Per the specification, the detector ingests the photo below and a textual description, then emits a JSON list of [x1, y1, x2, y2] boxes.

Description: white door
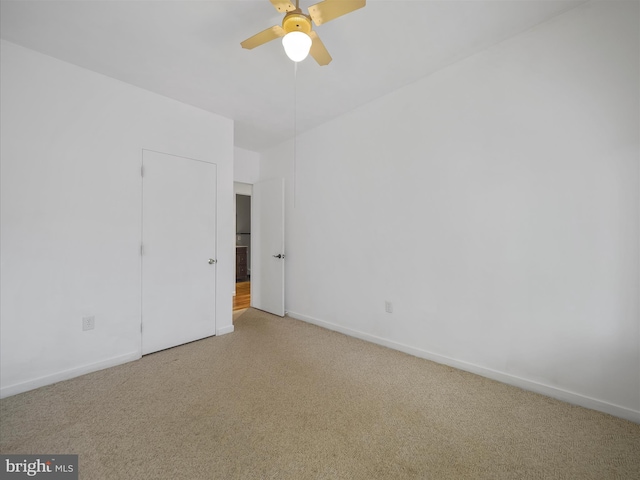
[[251, 178, 285, 316], [141, 150, 217, 354]]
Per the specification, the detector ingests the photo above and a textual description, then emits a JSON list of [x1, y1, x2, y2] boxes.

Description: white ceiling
[[1, 0, 587, 151]]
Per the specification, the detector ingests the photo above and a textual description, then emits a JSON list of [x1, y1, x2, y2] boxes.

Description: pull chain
[[293, 61, 298, 208]]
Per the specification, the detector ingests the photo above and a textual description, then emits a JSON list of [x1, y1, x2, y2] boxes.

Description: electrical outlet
[[385, 301, 393, 313], [82, 316, 95, 331]]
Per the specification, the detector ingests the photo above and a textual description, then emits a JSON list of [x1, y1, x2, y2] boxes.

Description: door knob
[[272, 254, 285, 259], [208, 258, 217, 264]]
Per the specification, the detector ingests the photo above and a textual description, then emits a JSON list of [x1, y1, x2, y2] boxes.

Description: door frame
[[234, 182, 253, 299]]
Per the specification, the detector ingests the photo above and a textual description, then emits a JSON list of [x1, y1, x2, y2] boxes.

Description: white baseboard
[[216, 324, 234, 336], [0, 351, 141, 399], [286, 311, 640, 424]]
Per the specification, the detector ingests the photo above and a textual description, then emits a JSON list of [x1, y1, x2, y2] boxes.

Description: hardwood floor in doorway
[[234, 281, 250, 311]]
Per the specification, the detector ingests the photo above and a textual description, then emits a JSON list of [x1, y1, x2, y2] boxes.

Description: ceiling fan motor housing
[[240, 0, 367, 65], [282, 11, 312, 34]]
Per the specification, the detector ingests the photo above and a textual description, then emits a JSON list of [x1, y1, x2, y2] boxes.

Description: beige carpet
[[1, 308, 639, 479]]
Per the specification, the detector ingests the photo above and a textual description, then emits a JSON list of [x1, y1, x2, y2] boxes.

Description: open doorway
[[234, 178, 286, 316], [234, 183, 252, 311]]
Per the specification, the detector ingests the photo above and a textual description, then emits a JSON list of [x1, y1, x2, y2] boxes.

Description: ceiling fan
[[240, 0, 366, 66]]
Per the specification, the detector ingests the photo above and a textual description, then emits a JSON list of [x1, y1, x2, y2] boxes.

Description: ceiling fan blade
[[241, 25, 286, 50], [308, 31, 332, 66], [308, 0, 366, 26], [270, 0, 297, 13]]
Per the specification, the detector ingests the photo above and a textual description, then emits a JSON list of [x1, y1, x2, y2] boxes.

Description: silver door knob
[[208, 258, 217, 264]]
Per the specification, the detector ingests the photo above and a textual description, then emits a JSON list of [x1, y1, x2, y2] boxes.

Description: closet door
[[142, 150, 217, 354]]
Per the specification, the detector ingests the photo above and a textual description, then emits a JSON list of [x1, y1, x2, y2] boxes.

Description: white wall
[[234, 182, 253, 196], [234, 147, 260, 185], [260, 1, 639, 422], [0, 41, 235, 397]]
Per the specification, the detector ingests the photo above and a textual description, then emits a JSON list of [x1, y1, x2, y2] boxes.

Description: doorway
[[234, 183, 252, 311], [233, 178, 286, 317]]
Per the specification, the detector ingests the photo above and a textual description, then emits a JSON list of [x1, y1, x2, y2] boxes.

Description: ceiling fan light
[[282, 31, 312, 62]]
